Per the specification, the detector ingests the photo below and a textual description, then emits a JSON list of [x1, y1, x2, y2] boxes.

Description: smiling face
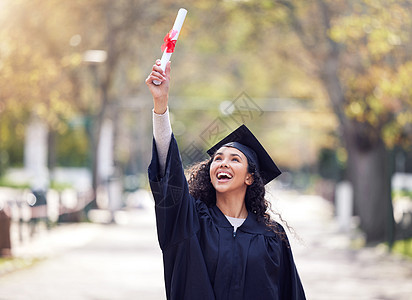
[[209, 146, 254, 195]]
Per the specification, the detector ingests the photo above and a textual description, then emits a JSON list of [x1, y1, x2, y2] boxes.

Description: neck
[[216, 191, 248, 219]]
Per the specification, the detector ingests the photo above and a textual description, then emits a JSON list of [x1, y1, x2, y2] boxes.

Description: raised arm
[[146, 60, 199, 250], [146, 60, 172, 175]]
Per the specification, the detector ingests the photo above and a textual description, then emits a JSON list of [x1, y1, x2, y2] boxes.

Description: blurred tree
[[0, 0, 80, 176], [0, 0, 173, 202], [241, 0, 412, 242], [65, 0, 174, 207]]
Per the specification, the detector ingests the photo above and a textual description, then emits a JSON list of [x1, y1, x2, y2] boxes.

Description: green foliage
[[393, 190, 412, 201], [328, 0, 412, 148], [0, 177, 30, 189], [0, 116, 24, 168], [392, 238, 412, 259], [0, 0, 79, 124], [49, 181, 73, 191], [318, 148, 344, 181], [56, 125, 89, 167]]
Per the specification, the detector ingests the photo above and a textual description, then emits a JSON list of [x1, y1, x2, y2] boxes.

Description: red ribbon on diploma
[[161, 29, 178, 53]]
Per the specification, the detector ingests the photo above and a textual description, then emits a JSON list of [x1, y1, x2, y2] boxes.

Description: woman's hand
[[145, 59, 171, 114]]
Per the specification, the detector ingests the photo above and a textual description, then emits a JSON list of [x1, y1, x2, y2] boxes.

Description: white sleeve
[[153, 107, 172, 176]]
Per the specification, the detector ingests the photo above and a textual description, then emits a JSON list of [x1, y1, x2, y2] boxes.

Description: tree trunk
[[47, 130, 57, 183], [320, 62, 394, 243], [0, 210, 11, 257], [345, 125, 394, 243], [279, 0, 396, 243]]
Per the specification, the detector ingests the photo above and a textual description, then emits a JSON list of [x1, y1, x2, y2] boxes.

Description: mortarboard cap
[[206, 124, 281, 185]]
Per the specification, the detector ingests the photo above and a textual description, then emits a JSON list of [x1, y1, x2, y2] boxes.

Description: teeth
[[217, 172, 233, 179]]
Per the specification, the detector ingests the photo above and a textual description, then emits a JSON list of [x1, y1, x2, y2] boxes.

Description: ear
[[245, 173, 254, 186]]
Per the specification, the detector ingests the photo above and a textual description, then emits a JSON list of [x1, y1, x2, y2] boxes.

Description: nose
[[220, 160, 229, 168]]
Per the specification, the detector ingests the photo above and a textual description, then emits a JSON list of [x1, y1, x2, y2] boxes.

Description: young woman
[[146, 60, 306, 300]]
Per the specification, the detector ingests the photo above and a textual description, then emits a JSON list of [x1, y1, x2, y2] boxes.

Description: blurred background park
[[0, 0, 412, 298]]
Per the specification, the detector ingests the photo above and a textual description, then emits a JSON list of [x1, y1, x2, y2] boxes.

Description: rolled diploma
[[153, 8, 187, 85]]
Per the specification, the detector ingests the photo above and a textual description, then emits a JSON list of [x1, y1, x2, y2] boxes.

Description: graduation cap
[[206, 124, 281, 185]]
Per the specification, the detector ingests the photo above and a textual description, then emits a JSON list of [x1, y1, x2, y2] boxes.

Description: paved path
[[273, 190, 412, 300], [0, 208, 165, 300], [0, 190, 412, 299]]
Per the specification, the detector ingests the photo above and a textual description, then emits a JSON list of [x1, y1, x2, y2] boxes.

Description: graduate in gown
[[145, 60, 306, 300]]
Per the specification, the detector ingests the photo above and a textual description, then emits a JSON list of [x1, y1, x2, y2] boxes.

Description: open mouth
[[217, 171, 233, 181]]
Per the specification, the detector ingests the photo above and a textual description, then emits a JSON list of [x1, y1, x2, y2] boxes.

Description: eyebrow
[[214, 152, 243, 160]]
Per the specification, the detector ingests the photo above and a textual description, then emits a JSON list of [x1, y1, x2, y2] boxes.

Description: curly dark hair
[[187, 155, 289, 244]]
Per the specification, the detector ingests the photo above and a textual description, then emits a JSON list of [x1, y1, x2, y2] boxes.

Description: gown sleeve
[[278, 226, 306, 299], [148, 134, 200, 251]]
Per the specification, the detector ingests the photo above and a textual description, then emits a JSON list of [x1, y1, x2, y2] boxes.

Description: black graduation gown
[[148, 134, 306, 300]]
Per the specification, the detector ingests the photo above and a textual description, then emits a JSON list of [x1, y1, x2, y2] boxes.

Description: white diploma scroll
[[153, 8, 187, 85]]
